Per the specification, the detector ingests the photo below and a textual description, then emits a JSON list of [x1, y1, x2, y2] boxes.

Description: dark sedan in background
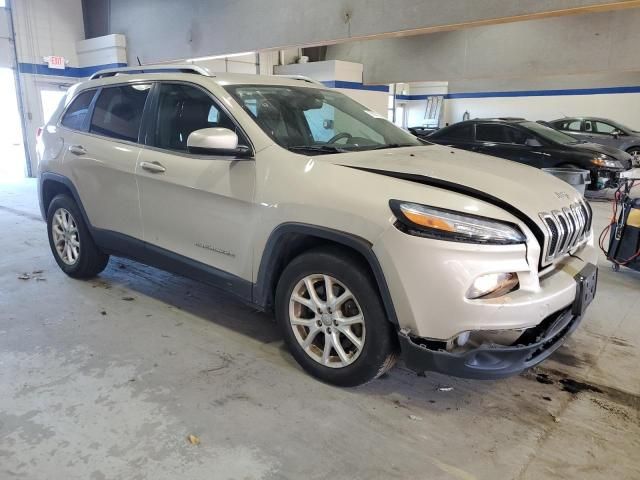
[[549, 117, 640, 166], [427, 118, 633, 190]]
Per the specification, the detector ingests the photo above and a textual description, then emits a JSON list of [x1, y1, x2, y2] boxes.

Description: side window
[[476, 124, 508, 143], [60, 90, 96, 130], [504, 127, 528, 145], [565, 120, 582, 131], [90, 84, 151, 142], [153, 83, 242, 152], [594, 121, 616, 134], [440, 124, 473, 140]]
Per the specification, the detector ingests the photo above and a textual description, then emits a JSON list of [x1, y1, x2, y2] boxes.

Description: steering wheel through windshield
[[327, 132, 353, 144]]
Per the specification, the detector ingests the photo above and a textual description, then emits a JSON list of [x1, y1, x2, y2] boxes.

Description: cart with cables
[[599, 178, 640, 272]]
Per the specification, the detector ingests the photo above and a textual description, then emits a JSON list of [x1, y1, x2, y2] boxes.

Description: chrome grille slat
[[539, 201, 592, 264]]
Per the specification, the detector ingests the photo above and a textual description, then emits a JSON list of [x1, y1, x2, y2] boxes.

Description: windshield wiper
[[287, 145, 349, 154], [358, 143, 419, 151]]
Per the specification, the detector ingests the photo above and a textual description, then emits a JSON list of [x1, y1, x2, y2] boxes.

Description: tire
[[275, 246, 397, 387], [626, 148, 640, 168], [47, 194, 109, 278]]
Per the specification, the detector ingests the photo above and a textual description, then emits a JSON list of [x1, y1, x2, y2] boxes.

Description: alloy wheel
[[288, 274, 366, 368], [51, 208, 80, 265]]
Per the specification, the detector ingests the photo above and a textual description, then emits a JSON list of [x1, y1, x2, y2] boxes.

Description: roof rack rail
[[90, 64, 212, 80], [275, 74, 325, 87]]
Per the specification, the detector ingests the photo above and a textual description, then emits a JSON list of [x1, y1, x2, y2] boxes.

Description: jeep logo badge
[[554, 191, 570, 200]]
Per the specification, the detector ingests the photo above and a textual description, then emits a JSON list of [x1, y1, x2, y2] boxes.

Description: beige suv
[[37, 66, 598, 386]]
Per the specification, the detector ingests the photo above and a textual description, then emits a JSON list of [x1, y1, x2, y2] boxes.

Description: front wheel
[[626, 148, 640, 168], [275, 247, 397, 387]]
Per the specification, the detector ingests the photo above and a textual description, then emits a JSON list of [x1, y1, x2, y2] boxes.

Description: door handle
[[140, 161, 166, 173], [68, 144, 86, 155]]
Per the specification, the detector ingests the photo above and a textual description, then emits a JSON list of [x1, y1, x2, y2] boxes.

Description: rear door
[[61, 83, 151, 240], [136, 82, 256, 282], [554, 119, 588, 141], [429, 123, 476, 151]]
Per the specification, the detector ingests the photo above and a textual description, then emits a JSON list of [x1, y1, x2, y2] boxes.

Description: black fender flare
[[39, 172, 93, 228], [253, 222, 399, 325]]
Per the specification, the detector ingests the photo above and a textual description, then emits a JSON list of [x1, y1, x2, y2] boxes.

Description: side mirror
[[186, 128, 251, 157], [612, 130, 622, 139], [525, 138, 542, 147]]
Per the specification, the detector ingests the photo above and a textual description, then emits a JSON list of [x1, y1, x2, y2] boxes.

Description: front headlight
[[390, 200, 526, 244], [591, 155, 623, 169]]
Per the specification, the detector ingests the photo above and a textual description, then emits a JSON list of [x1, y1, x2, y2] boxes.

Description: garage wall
[[96, 0, 640, 64], [326, 9, 640, 85], [10, 0, 128, 176], [444, 73, 640, 128], [328, 8, 640, 130]]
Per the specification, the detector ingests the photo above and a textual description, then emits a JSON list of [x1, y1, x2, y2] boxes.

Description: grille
[[539, 201, 591, 264]]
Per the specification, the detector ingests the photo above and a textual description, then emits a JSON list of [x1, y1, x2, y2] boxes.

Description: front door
[[136, 82, 256, 283], [474, 123, 546, 167], [585, 120, 621, 148]]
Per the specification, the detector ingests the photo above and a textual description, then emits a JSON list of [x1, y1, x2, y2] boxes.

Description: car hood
[[571, 142, 633, 163], [328, 144, 585, 222]]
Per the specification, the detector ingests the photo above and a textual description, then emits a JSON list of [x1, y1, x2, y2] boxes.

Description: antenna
[[136, 56, 142, 67]]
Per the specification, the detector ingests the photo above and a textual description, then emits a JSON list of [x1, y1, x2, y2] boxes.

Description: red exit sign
[[46, 56, 66, 70]]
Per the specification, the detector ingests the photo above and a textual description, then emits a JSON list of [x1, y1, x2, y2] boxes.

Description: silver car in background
[[550, 117, 640, 167]]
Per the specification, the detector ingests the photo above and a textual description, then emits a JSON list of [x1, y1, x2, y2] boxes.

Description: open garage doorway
[[0, 67, 26, 179]]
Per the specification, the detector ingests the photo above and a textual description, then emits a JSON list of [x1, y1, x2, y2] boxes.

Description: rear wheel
[[275, 247, 397, 386], [47, 194, 109, 278]]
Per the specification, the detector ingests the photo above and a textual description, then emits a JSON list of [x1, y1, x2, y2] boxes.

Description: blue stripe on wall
[[395, 85, 640, 101], [321, 80, 389, 92], [446, 85, 640, 99], [18, 62, 128, 78]]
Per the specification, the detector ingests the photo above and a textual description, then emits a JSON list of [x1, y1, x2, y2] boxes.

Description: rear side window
[[476, 124, 508, 143], [89, 84, 151, 142], [60, 90, 96, 130], [438, 123, 473, 140]]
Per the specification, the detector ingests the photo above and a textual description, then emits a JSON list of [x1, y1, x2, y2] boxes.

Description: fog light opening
[[466, 272, 519, 299]]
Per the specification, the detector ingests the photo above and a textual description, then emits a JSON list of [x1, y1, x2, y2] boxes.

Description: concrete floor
[[1, 178, 639, 480]]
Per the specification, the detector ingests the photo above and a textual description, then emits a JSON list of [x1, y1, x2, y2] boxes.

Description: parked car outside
[[549, 117, 640, 167], [38, 67, 598, 386], [427, 118, 633, 190]]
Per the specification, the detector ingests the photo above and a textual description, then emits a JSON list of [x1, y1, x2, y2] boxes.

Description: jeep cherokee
[[37, 66, 598, 386]]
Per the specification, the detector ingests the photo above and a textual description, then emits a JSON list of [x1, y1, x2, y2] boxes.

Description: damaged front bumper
[[398, 264, 597, 380]]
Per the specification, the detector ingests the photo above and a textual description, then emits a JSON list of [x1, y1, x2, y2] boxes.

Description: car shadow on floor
[[94, 256, 542, 405], [94, 257, 281, 345]]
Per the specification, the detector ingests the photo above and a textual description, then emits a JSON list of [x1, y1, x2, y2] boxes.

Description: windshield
[[224, 84, 422, 154], [521, 121, 581, 145]]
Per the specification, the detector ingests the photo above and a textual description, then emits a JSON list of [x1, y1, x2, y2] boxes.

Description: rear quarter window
[[436, 123, 474, 141], [60, 90, 96, 131]]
